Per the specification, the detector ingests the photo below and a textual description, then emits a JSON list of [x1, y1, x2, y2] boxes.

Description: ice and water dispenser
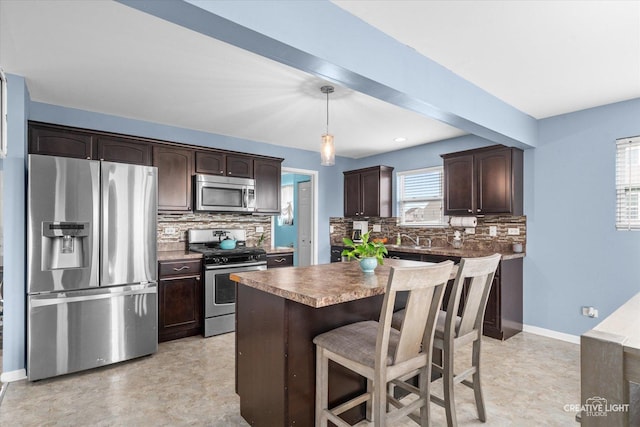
[[41, 221, 90, 270]]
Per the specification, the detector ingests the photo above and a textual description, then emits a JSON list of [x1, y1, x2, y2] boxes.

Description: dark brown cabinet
[[422, 253, 522, 340], [95, 136, 151, 165], [29, 122, 152, 165], [442, 145, 523, 216], [195, 151, 254, 178], [343, 165, 394, 217], [29, 122, 95, 159], [195, 151, 225, 175], [158, 259, 203, 342], [226, 154, 253, 178], [254, 158, 282, 213], [153, 145, 194, 212], [267, 253, 293, 268]]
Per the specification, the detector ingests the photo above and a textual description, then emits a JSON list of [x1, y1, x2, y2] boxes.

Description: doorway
[[273, 168, 317, 266]]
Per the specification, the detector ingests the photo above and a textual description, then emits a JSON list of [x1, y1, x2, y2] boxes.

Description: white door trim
[[274, 167, 319, 265]]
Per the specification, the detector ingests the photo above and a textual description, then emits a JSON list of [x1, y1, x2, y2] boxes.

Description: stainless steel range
[[188, 229, 267, 337]]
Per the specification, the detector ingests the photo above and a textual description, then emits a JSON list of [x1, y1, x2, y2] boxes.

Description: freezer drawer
[[27, 283, 157, 381]]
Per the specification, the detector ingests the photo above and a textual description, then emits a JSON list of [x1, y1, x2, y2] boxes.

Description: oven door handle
[[205, 261, 267, 271]]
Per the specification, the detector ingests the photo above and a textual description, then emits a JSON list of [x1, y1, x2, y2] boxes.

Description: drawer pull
[[274, 258, 287, 263], [173, 266, 191, 271]]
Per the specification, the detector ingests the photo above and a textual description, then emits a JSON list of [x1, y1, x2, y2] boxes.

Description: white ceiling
[[1, 1, 639, 159]]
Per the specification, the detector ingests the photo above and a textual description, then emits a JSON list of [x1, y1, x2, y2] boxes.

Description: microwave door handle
[[243, 188, 249, 209]]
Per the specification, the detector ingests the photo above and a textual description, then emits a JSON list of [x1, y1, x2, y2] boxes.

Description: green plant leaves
[[341, 230, 387, 264]]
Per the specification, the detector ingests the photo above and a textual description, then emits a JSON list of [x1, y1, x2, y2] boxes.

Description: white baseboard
[[523, 324, 580, 345], [1, 369, 27, 383]]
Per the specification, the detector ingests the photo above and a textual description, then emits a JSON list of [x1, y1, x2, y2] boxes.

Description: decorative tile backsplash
[[330, 215, 527, 253], [157, 213, 271, 251]]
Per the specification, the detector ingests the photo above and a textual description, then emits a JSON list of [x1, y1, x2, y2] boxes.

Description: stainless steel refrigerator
[[27, 154, 158, 381]]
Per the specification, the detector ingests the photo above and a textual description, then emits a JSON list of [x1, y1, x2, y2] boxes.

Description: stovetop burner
[[188, 228, 267, 267]]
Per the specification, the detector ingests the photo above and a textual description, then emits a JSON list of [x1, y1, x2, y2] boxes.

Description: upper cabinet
[[442, 145, 523, 216], [343, 165, 394, 217], [195, 151, 254, 178], [95, 136, 151, 165], [153, 145, 194, 213], [254, 158, 282, 214], [226, 154, 253, 178], [29, 122, 95, 159], [29, 122, 151, 165]]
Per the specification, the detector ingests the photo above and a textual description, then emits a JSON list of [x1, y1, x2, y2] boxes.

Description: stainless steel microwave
[[194, 174, 256, 212]]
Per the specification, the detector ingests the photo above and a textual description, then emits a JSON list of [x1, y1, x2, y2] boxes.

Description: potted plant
[[342, 230, 388, 273]]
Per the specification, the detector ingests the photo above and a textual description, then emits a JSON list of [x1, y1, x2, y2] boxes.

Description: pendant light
[[320, 85, 335, 166]]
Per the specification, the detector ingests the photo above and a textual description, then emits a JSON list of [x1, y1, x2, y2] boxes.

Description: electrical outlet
[[256, 226, 264, 233], [582, 306, 599, 318], [489, 226, 497, 237], [508, 227, 520, 235], [164, 227, 176, 234], [329, 225, 335, 233], [465, 228, 475, 234], [372, 224, 381, 232]]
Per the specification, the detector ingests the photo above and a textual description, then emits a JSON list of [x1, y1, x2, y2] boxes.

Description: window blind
[[397, 167, 445, 225], [616, 136, 640, 230]]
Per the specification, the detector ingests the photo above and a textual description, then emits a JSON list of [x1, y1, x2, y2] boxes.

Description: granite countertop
[[157, 250, 203, 262], [266, 246, 295, 255], [383, 244, 525, 260], [231, 258, 457, 309], [333, 241, 525, 261]]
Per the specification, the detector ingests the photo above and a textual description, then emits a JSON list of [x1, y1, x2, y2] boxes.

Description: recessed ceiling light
[[394, 137, 407, 143]]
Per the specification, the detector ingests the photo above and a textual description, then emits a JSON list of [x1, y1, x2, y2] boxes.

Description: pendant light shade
[[321, 133, 334, 166], [320, 85, 335, 166]]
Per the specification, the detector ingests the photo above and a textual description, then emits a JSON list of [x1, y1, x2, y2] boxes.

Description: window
[[616, 137, 640, 230], [397, 166, 445, 225]]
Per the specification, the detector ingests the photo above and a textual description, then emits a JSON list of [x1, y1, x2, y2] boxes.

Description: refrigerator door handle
[[30, 287, 156, 308]]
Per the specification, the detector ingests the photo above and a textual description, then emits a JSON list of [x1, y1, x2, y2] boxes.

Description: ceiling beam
[[117, 0, 537, 149]]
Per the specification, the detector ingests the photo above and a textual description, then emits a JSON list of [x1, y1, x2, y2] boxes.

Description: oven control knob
[[212, 257, 220, 264], [222, 257, 229, 263]]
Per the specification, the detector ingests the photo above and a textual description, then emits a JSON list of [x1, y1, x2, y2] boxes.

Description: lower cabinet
[[158, 259, 203, 342], [422, 254, 523, 340], [267, 253, 294, 268]]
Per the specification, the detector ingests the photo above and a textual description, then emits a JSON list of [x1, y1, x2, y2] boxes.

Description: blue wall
[[524, 98, 640, 335], [1, 74, 28, 378]]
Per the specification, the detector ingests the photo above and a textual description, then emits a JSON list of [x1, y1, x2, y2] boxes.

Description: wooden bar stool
[[313, 261, 454, 426], [392, 253, 501, 427]]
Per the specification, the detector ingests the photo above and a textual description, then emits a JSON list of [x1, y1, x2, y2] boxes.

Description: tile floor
[[0, 332, 580, 426]]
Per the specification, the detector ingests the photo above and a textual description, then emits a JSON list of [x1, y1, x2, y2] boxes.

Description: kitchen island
[[231, 259, 455, 427]]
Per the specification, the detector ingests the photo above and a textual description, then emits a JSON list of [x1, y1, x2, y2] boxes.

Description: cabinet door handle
[[467, 209, 473, 213], [477, 209, 481, 212], [220, 170, 224, 174], [173, 266, 191, 271]]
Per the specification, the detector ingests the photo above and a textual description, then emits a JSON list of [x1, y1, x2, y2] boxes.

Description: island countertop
[[231, 258, 456, 309]]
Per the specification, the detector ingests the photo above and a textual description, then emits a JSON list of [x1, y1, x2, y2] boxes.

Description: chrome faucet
[[400, 234, 420, 246]]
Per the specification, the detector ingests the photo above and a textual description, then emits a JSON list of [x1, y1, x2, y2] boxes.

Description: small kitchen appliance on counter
[[188, 229, 267, 337], [352, 220, 368, 243]]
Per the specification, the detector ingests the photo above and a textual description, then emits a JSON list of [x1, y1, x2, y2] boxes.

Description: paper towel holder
[[448, 216, 478, 228]]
